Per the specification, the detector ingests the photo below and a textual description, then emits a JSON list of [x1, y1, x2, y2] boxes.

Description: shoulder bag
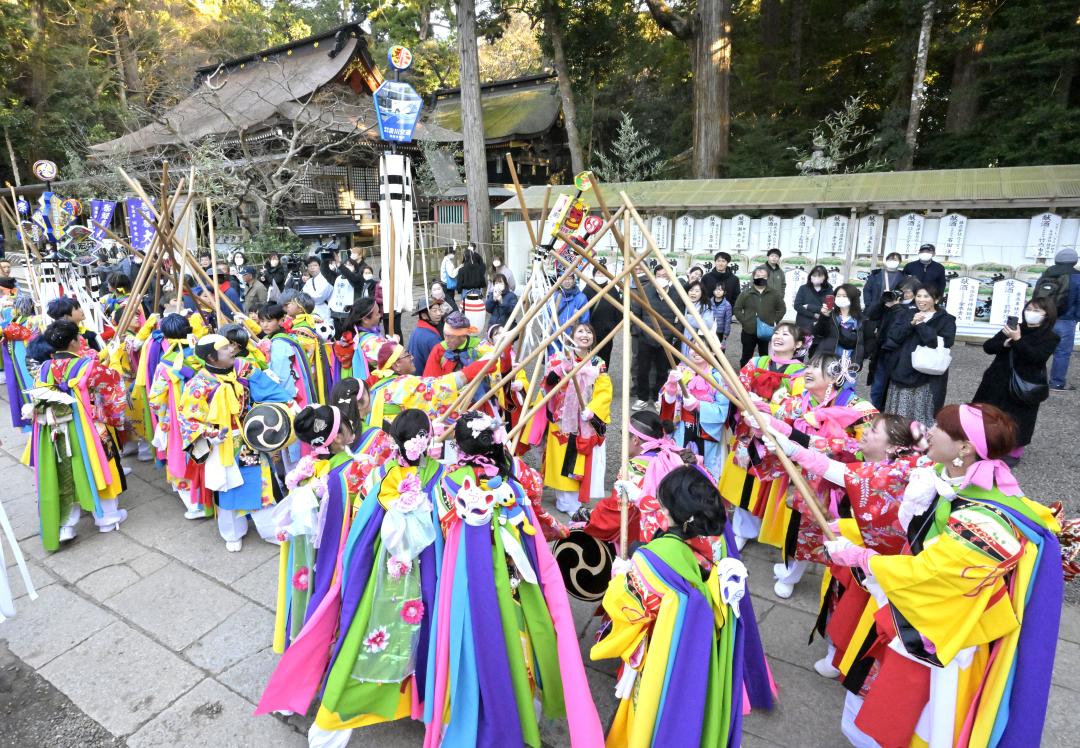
[[911, 336, 952, 375], [1007, 348, 1050, 404]]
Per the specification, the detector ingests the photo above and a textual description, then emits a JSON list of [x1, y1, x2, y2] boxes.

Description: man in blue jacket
[[903, 243, 947, 296]]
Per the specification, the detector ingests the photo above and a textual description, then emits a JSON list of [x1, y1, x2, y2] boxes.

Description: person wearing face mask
[[732, 266, 787, 366], [484, 274, 518, 327], [812, 283, 865, 366], [972, 298, 1059, 460], [490, 256, 516, 292], [902, 243, 946, 297], [583, 259, 621, 365], [883, 284, 956, 426], [263, 253, 287, 296], [427, 281, 458, 314], [866, 277, 921, 409], [863, 252, 905, 309], [794, 264, 833, 333]]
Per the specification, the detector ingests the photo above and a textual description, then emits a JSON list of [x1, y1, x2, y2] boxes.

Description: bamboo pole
[[621, 196, 836, 540], [505, 154, 537, 249], [207, 197, 223, 324], [433, 208, 626, 421], [388, 209, 396, 338], [506, 334, 548, 454], [506, 322, 622, 443], [0, 192, 42, 305], [618, 210, 632, 560]]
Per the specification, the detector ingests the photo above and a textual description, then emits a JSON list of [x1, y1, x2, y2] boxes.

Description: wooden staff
[[434, 207, 626, 421], [506, 333, 548, 454], [506, 322, 622, 443], [552, 242, 738, 403], [207, 197, 223, 324], [452, 222, 648, 417], [0, 192, 42, 305], [505, 154, 537, 249], [388, 208, 397, 338], [622, 196, 836, 540], [618, 210, 632, 559]]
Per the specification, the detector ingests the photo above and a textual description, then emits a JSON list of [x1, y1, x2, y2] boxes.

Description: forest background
[[0, 0, 1077, 193]]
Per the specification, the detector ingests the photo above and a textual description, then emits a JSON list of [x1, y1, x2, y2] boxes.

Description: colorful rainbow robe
[[24, 353, 127, 550], [423, 463, 604, 748], [591, 533, 744, 748], [1, 312, 38, 429], [853, 473, 1062, 748]]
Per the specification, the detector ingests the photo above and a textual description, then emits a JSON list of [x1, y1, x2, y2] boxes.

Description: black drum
[[552, 530, 615, 602], [242, 402, 295, 453]]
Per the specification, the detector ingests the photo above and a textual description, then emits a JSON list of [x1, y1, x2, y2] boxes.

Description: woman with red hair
[[823, 403, 1063, 748]]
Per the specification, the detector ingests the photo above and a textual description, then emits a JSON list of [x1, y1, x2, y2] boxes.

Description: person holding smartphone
[[794, 265, 832, 334], [972, 297, 1060, 463]]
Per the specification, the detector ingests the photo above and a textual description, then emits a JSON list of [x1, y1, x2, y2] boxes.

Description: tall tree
[[541, 1, 586, 175], [899, 0, 935, 169], [456, 0, 491, 248], [643, 0, 732, 177]]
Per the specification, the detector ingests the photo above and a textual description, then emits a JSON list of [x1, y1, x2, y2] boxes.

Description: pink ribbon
[[958, 404, 1023, 496], [628, 422, 685, 500]]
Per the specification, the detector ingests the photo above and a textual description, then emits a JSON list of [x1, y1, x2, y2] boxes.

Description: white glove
[[823, 537, 856, 557], [682, 394, 699, 411], [740, 410, 762, 432], [614, 665, 638, 700], [614, 479, 643, 506], [898, 466, 938, 530], [581, 408, 593, 422], [611, 556, 633, 578], [666, 369, 681, 383], [511, 380, 524, 392]]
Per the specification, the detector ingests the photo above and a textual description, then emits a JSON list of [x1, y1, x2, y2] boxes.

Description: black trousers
[[740, 331, 770, 366], [634, 340, 670, 401]]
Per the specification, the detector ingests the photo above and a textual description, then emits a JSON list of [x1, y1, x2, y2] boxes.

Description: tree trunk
[[789, 0, 804, 86], [945, 25, 985, 134], [115, 9, 144, 106], [544, 1, 585, 175], [111, 26, 128, 108], [28, 0, 47, 115], [3, 127, 20, 187], [418, 0, 432, 41], [758, 0, 781, 80], [690, 0, 732, 178], [900, 1, 935, 170], [456, 0, 492, 248]]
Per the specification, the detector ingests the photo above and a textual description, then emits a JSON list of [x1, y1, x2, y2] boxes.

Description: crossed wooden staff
[[443, 157, 836, 558]]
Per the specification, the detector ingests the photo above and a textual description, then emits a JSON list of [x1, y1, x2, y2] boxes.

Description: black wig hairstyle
[[656, 465, 727, 539], [26, 334, 57, 363], [107, 271, 131, 294], [42, 320, 80, 352], [46, 297, 81, 320], [454, 411, 511, 476], [159, 313, 193, 340], [219, 323, 250, 349], [344, 297, 378, 331], [257, 302, 286, 322], [329, 377, 368, 436], [389, 408, 432, 466]]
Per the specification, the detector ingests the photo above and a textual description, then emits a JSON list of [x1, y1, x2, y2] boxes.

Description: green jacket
[[765, 263, 786, 294], [733, 285, 786, 330]]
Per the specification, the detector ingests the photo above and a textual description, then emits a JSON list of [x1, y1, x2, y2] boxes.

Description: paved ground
[[2, 332, 1079, 747]]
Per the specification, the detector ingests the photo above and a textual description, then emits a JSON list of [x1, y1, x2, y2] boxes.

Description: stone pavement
[[2, 402, 1080, 746]]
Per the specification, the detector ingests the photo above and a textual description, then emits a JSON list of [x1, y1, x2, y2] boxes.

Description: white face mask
[[919, 253, 933, 263], [493, 283, 504, 293], [363, 272, 373, 281], [1024, 311, 1045, 326], [657, 278, 670, 289], [885, 260, 899, 270], [811, 277, 824, 287], [835, 296, 851, 309]]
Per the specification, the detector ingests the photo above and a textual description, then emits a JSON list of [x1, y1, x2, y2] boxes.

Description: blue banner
[[89, 200, 117, 243], [124, 197, 157, 254], [373, 81, 423, 143]]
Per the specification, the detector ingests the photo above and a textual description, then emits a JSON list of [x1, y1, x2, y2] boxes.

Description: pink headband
[[312, 406, 342, 455], [629, 421, 686, 500], [957, 404, 1022, 496]]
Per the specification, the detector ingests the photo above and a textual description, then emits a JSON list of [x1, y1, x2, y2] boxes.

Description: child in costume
[[533, 323, 612, 515], [259, 409, 445, 746], [45, 297, 102, 354], [719, 322, 806, 550], [177, 334, 279, 551], [1, 294, 41, 429], [24, 320, 128, 550], [591, 466, 749, 748], [334, 297, 391, 380], [658, 346, 730, 478], [425, 411, 603, 748], [282, 291, 335, 403], [822, 403, 1062, 748], [270, 405, 356, 653], [146, 313, 207, 518]]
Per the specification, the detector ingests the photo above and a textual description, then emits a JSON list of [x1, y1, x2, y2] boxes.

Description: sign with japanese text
[[896, 212, 925, 255], [760, 215, 781, 251], [791, 214, 815, 255], [945, 276, 978, 323], [937, 213, 968, 257], [373, 81, 423, 143], [89, 200, 117, 243], [1025, 212, 1061, 259], [674, 215, 694, 251], [989, 278, 1028, 326], [856, 213, 882, 256], [649, 215, 671, 250], [728, 214, 750, 251], [700, 215, 722, 250], [124, 196, 157, 254], [825, 215, 848, 255]]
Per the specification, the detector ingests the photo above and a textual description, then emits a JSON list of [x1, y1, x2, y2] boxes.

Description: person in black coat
[[793, 265, 832, 332], [972, 298, 1060, 452], [882, 284, 957, 425], [902, 243, 947, 296], [701, 251, 741, 308], [263, 253, 288, 292], [811, 283, 865, 367], [865, 277, 920, 408], [456, 247, 487, 297], [583, 267, 622, 366]]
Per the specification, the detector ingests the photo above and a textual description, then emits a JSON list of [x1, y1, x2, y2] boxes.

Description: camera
[[882, 290, 899, 302]]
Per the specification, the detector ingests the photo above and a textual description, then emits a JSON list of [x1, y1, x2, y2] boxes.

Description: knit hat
[[1055, 247, 1078, 265], [444, 311, 476, 335]]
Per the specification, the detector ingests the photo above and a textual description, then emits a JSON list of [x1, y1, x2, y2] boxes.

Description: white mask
[[884, 260, 899, 270], [493, 283, 504, 292], [363, 272, 373, 281], [835, 296, 851, 309], [1024, 311, 1045, 326], [657, 278, 670, 289], [811, 277, 824, 288], [919, 252, 933, 263]]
